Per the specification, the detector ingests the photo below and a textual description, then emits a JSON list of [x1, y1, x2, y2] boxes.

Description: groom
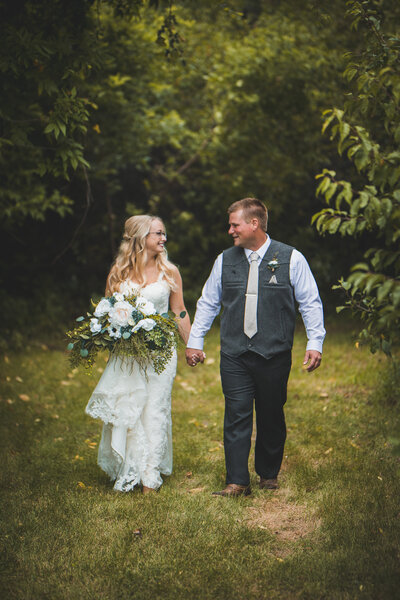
[[186, 198, 325, 497]]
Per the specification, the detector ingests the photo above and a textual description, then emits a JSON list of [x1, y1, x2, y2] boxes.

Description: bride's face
[[145, 219, 167, 256]]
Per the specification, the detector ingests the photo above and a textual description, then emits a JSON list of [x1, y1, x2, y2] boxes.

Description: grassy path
[[1, 324, 399, 599]]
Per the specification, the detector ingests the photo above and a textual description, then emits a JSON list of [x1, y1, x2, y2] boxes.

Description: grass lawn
[[1, 322, 399, 599]]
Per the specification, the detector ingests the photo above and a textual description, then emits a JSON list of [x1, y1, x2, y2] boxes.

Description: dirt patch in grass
[[245, 493, 320, 543]]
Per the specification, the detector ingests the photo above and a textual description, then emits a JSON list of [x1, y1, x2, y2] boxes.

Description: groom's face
[[228, 210, 256, 248]]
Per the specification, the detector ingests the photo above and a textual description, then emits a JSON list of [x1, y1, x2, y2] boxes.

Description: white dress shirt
[[187, 236, 326, 353]]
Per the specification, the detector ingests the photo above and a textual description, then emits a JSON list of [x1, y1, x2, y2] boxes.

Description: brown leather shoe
[[212, 483, 251, 497], [142, 485, 157, 494], [259, 477, 278, 490]]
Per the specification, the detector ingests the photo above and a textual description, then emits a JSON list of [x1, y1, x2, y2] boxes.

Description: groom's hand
[[186, 348, 205, 367], [303, 350, 322, 372]]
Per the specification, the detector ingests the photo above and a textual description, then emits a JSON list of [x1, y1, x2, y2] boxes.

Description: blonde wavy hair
[[105, 215, 177, 295]]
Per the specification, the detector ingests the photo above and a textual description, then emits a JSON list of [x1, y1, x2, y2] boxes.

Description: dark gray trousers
[[220, 350, 292, 486]]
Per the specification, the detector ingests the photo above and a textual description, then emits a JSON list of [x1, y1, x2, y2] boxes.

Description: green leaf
[[336, 306, 347, 313], [376, 280, 393, 303], [351, 263, 369, 272], [381, 339, 391, 356], [328, 217, 341, 234]]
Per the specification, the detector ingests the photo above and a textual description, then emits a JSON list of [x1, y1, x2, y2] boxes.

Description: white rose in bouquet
[[108, 325, 122, 339], [113, 291, 125, 302], [132, 318, 156, 333], [94, 298, 112, 318], [90, 318, 102, 333], [136, 297, 156, 316], [109, 300, 133, 327]]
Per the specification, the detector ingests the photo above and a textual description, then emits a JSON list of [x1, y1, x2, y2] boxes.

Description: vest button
[[249, 343, 252, 347]]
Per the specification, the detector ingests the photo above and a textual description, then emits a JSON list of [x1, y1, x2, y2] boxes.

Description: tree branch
[[50, 166, 93, 265]]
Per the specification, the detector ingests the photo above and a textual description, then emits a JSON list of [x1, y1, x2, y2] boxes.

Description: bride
[[85, 215, 191, 494]]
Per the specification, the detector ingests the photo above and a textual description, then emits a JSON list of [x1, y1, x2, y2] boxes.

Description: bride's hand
[[185, 348, 206, 367]]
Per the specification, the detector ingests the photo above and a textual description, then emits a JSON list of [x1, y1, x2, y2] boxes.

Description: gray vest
[[220, 240, 296, 359]]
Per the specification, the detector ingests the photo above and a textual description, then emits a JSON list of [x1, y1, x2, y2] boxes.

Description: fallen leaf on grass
[[324, 447, 333, 455], [206, 357, 216, 365], [7, 399, 14, 404], [185, 471, 193, 478], [19, 394, 30, 402], [60, 381, 71, 386], [52, 414, 59, 419], [41, 344, 48, 351], [209, 446, 221, 452], [377, 476, 383, 481], [4, 355, 10, 363], [276, 557, 284, 562], [73, 455, 84, 461], [84, 439, 97, 448], [15, 376, 23, 383], [77, 481, 86, 488], [188, 487, 205, 494], [319, 392, 329, 398], [179, 381, 196, 392], [6, 376, 11, 382], [350, 440, 360, 449], [133, 529, 142, 538]]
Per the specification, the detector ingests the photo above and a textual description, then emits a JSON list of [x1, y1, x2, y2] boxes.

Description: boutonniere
[[267, 254, 279, 272]]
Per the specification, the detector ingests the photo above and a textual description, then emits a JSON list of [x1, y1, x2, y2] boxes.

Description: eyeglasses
[[148, 230, 167, 240]]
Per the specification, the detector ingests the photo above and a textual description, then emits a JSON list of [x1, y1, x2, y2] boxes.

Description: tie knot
[[250, 252, 258, 263]]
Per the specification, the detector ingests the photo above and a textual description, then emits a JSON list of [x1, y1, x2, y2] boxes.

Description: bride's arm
[[169, 266, 191, 345]]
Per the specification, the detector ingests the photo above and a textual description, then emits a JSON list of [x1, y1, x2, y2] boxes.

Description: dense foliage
[[313, 0, 400, 356], [1, 0, 392, 347]]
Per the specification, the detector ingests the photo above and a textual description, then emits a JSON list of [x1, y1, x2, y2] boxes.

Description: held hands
[[303, 350, 322, 372], [185, 348, 206, 368]]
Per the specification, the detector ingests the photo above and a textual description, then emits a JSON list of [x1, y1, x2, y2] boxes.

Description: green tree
[[0, 0, 368, 346], [313, 0, 400, 356]]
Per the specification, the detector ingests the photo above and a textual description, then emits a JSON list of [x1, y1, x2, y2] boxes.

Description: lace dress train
[[85, 278, 177, 491]]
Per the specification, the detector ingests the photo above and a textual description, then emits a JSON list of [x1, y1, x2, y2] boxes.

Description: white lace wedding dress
[[85, 277, 177, 491]]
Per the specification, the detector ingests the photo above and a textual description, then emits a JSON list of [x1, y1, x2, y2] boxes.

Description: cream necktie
[[244, 251, 259, 338]]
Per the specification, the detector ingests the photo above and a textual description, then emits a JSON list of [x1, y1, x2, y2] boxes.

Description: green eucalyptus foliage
[[313, 0, 400, 356]]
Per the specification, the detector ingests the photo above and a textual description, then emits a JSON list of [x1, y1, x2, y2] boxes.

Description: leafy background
[[0, 0, 399, 353]]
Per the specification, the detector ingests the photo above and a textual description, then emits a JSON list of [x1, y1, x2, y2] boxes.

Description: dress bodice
[[119, 277, 170, 314]]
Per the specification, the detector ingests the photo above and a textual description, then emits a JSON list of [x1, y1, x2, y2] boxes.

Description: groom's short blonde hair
[[228, 197, 268, 232]]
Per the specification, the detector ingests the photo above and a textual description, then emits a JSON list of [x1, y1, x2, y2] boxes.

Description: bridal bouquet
[[66, 291, 184, 374]]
